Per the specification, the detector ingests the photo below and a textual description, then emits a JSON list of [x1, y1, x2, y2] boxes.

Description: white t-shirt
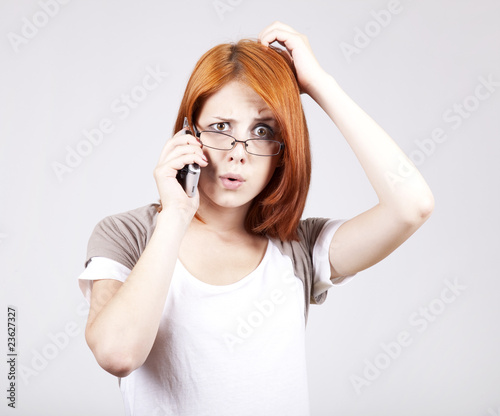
[[79, 208, 354, 416]]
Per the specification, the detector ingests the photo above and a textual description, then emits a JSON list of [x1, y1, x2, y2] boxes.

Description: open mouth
[[220, 174, 245, 190]]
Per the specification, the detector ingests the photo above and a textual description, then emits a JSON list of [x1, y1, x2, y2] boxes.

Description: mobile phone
[[176, 117, 201, 197]]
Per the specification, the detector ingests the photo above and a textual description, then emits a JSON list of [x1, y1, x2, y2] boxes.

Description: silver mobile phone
[[176, 117, 201, 197]]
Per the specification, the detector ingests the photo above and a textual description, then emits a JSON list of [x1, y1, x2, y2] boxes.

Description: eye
[[209, 122, 230, 132], [253, 125, 274, 139]]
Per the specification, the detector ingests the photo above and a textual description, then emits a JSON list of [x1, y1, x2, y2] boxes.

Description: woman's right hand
[[153, 127, 208, 221]]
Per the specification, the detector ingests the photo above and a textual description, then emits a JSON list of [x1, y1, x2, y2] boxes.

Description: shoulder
[[86, 202, 160, 269], [269, 216, 347, 272], [268, 217, 331, 269], [272, 217, 331, 250], [268, 217, 336, 314], [95, 203, 160, 234], [102, 202, 160, 223], [296, 217, 331, 245]]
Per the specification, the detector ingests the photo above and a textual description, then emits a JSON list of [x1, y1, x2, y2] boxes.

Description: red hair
[[161, 39, 311, 241]]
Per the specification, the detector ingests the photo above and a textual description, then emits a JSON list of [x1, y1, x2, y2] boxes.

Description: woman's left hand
[[259, 21, 328, 97]]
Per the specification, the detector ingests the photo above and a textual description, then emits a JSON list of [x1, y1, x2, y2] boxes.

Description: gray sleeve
[[84, 204, 158, 270], [270, 217, 331, 323], [295, 217, 332, 305]]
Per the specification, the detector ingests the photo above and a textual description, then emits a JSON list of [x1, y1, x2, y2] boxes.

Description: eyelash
[[211, 122, 230, 132], [208, 122, 275, 137]]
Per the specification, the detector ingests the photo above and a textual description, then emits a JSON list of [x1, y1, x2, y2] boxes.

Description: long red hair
[[161, 39, 311, 241]]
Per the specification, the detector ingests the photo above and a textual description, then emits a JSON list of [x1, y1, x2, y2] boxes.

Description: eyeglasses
[[194, 129, 284, 157]]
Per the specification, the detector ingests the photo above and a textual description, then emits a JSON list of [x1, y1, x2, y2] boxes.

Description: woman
[[78, 22, 434, 415]]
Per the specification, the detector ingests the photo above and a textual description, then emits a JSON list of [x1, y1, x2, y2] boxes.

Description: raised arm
[[259, 22, 434, 278]]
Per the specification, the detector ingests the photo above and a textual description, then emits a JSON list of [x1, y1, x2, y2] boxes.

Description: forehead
[[199, 80, 274, 118]]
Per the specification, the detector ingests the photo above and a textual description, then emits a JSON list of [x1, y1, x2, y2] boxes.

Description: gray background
[[1, 0, 499, 415]]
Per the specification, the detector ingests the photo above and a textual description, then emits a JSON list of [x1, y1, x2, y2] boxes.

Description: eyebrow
[[211, 116, 276, 123]]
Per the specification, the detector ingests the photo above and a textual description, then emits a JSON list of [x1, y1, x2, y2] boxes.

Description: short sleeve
[[271, 217, 358, 323], [83, 203, 158, 268], [77, 203, 158, 303], [78, 257, 132, 304], [311, 219, 357, 302], [84, 216, 142, 270]]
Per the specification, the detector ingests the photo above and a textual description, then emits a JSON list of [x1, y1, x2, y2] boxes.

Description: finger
[[173, 127, 198, 139], [164, 144, 206, 165], [259, 22, 299, 46], [258, 21, 297, 42], [271, 41, 294, 63], [156, 153, 208, 178], [260, 31, 301, 60], [158, 134, 202, 162], [162, 151, 206, 176], [170, 134, 202, 147], [161, 132, 200, 156], [261, 28, 301, 50]]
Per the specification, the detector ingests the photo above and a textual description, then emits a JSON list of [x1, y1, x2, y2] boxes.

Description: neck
[[194, 196, 252, 239]]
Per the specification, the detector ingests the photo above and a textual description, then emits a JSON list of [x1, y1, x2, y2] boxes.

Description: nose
[[227, 139, 247, 163]]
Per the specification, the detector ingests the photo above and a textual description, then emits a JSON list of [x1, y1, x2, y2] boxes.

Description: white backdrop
[[1, 0, 499, 415]]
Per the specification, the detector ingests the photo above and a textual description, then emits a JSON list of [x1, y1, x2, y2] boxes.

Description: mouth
[[220, 173, 245, 190]]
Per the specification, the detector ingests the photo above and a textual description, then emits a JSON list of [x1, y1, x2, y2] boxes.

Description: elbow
[[389, 192, 434, 227], [98, 353, 136, 378], [85, 329, 139, 378], [416, 192, 435, 221], [404, 192, 435, 225]]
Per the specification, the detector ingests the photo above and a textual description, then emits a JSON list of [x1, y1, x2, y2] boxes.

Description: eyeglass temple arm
[[191, 122, 201, 137]]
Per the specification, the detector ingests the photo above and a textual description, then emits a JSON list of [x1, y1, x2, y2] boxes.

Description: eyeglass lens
[[199, 131, 282, 156]]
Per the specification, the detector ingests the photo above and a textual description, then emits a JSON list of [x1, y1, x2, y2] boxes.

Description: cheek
[[199, 148, 217, 172], [198, 165, 215, 192], [197, 150, 220, 192], [256, 159, 279, 189], [201, 147, 221, 166], [264, 156, 280, 179]]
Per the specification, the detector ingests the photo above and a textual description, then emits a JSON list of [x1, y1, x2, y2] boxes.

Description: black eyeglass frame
[[192, 125, 285, 157]]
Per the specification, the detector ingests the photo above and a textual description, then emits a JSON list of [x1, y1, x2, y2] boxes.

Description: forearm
[[309, 73, 434, 220], [86, 209, 188, 374]]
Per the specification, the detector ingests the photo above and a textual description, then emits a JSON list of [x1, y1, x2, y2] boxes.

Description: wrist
[[305, 71, 337, 102], [155, 207, 193, 234]]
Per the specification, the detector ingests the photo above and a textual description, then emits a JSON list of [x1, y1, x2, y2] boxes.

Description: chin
[[204, 191, 253, 210], [198, 174, 269, 212], [198, 183, 256, 211]]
